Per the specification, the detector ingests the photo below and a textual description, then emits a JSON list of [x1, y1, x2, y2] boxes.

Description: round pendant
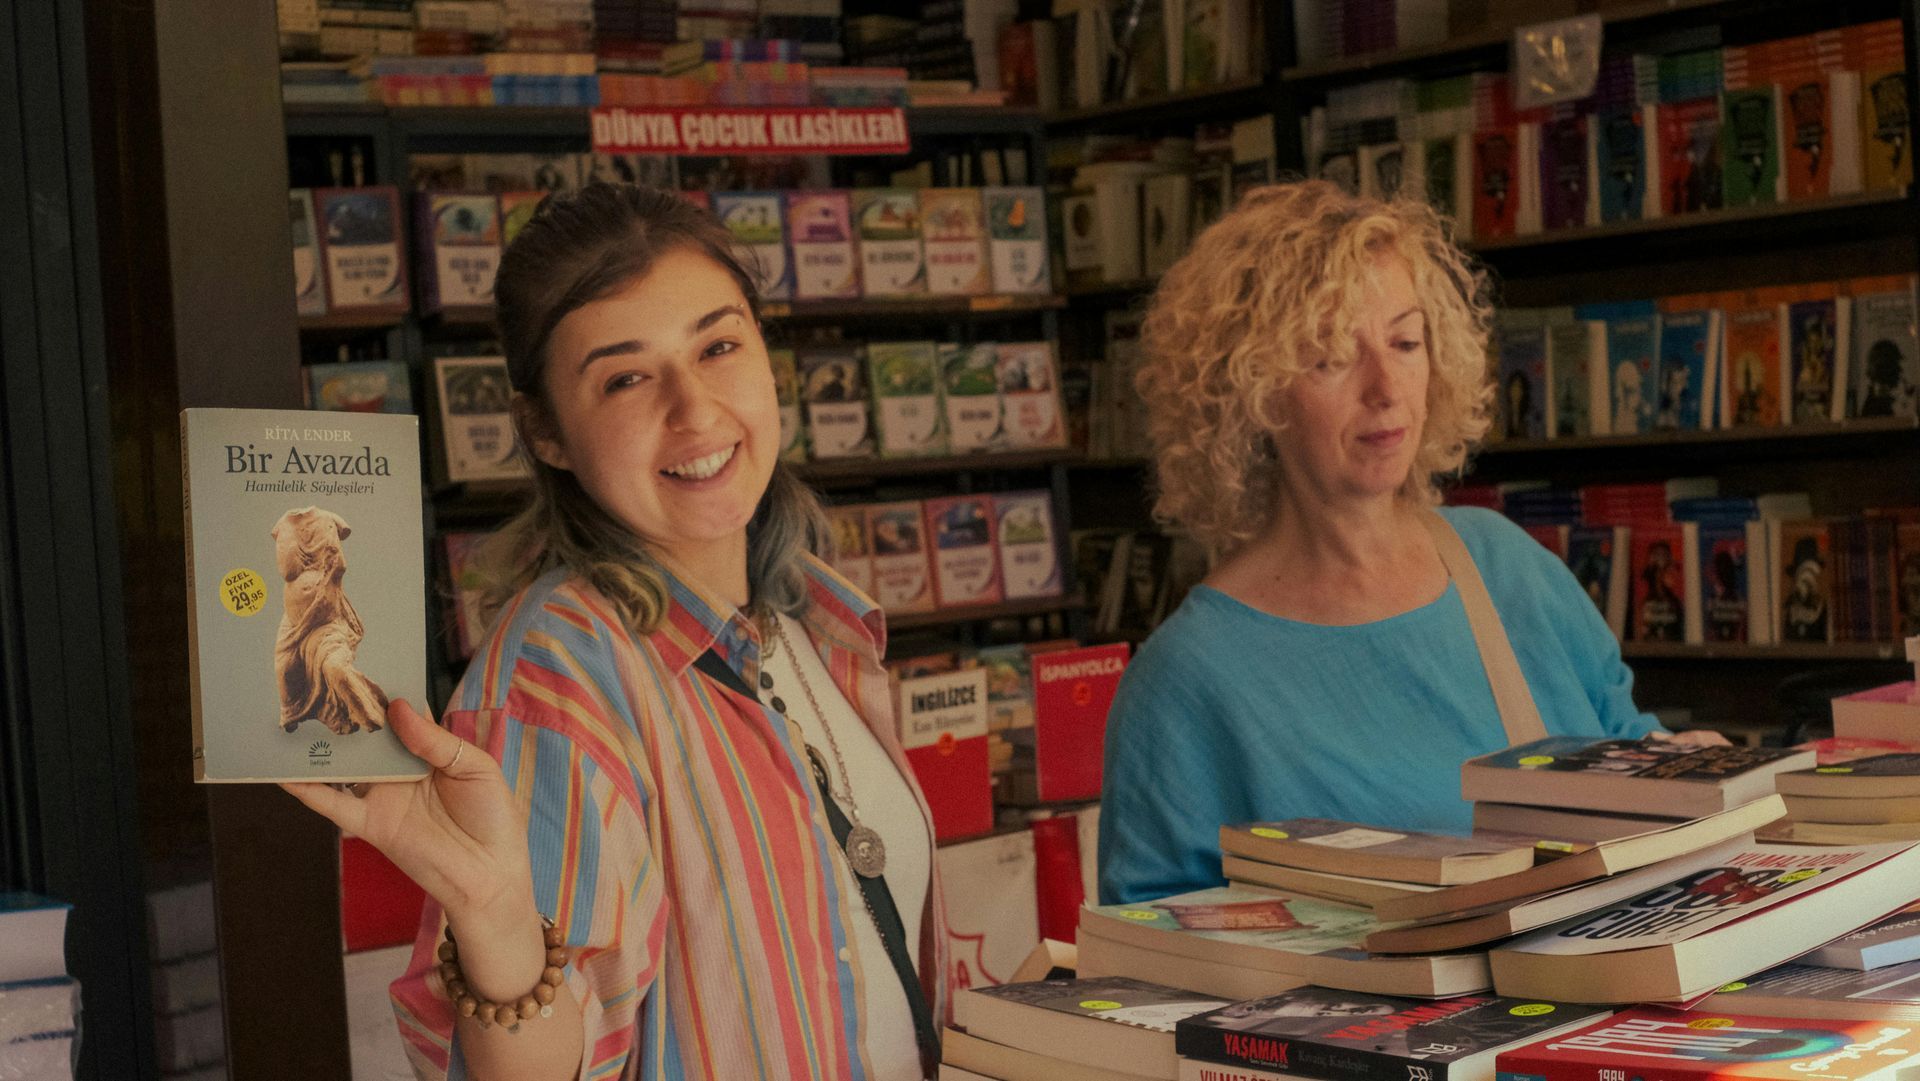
[[846, 824, 887, 878]]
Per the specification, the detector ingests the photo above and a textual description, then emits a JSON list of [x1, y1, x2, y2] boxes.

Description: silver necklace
[[767, 617, 888, 878]]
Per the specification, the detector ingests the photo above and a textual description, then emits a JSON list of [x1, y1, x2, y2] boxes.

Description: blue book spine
[[1656, 310, 1711, 430]]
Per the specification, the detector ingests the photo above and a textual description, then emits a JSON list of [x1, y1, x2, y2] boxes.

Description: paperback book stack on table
[[937, 722, 1920, 1081], [1767, 641, 1920, 844]]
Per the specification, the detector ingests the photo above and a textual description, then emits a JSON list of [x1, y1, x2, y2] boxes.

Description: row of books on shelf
[[280, 2, 846, 68], [439, 488, 1067, 660], [991, 0, 1260, 114], [290, 183, 1053, 320], [287, 56, 990, 108], [303, 334, 1066, 482], [944, 721, 1920, 1080], [1059, 115, 1278, 288], [1306, 21, 1912, 241], [1454, 479, 1920, 645], [1492, 274, 1920, 441]]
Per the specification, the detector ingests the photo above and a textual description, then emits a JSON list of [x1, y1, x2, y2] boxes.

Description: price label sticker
[[1510, 1004, 1556, 1017], [1251, 828, 1290, 840], [220, 568, 267, 616], [1518, 755, 1555, 767]]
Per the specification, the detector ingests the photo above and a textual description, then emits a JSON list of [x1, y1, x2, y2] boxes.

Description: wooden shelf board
[[1479, 415, 1920, 455], [887, 594, 1084, 631], [1622, 641, 1907, 661], [1044, 78, 1270, 130], [798, 448, 1078, 482], [298, 310, 405, 332], [1466, 189, 1909, 254], [760, 294, 1065, 320]]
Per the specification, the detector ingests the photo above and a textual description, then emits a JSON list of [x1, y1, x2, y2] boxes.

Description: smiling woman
[[1096, 181, 1717, 908], [279, 183, 948, 1081]]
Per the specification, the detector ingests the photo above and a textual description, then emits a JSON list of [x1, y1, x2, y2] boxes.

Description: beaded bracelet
[[436, 917, 573, 1031]]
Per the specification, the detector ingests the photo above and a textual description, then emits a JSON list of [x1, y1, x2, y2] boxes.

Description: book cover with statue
[[181, 408, 429, 783]]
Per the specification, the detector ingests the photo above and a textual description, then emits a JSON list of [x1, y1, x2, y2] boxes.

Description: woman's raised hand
[[280, 699, 535, 926]]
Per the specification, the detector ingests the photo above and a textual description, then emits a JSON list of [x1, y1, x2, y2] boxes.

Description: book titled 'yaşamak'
[[1176, 987, 1608, 1081], [182, 408, 428, 783]]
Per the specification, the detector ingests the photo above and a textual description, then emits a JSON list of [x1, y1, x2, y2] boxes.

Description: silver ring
[[441, 743, 463, 772]]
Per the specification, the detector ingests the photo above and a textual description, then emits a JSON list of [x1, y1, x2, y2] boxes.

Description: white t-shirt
[[764, 614, 931, 1078]]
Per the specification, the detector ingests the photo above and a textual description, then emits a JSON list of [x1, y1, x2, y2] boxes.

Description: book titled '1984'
[[182, 408, 428, 783]]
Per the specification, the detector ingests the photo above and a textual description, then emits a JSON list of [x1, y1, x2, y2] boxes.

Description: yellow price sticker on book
[[1518, 755, 1555, 767], [220, 568, 267, 616], [1080, 999, 1122, 1011], [1779, 869, 1822, 885], [1688, 1018, 1736, 1030], [1816, 767, 1853, 774], [1119, 910, 1159, 921], [1510, 1004, 1555, 1017], [1718, 981, 1748, 993], [1536, 840, 1575, 853], [1251, 828, 1289, 839]]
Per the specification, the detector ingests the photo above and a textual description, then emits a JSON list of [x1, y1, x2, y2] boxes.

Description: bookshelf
[[287, 99, 1091, 703]]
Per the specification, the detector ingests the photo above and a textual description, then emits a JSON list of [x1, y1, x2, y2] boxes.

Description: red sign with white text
[[590, 106, 911, 156]]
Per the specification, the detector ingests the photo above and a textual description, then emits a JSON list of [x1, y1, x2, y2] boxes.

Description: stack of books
[[1768, 678, 1920, 843], [1080, 734, 1920, 1007]]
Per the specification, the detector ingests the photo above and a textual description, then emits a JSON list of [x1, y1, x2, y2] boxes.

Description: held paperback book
[[182, 408, 428, 783]]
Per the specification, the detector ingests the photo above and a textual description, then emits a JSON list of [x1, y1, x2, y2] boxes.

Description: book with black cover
[[1176, 988, 1607, 1081], [1461, 737, 1813, 818], [955, 976, 1229, 1079]]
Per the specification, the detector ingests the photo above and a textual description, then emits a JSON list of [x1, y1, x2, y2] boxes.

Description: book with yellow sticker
[[181, 407, 428, 783], [1220, 819, 1535, 886]]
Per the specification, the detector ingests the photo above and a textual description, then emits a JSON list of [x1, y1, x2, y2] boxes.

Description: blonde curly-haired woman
[[1098, 181, 1720, 906]]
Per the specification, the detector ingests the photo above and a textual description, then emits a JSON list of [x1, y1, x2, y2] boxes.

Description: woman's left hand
[[1649, 728, 1732, 747]]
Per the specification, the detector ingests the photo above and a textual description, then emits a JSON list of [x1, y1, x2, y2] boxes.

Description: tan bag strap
[[1420, 510, 1548, 748]]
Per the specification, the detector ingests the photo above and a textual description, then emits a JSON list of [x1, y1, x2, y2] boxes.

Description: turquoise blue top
[[1097, 505, 1663, 904]]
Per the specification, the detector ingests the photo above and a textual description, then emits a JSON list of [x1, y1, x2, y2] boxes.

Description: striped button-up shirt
[[390, 555, 949, 1080]]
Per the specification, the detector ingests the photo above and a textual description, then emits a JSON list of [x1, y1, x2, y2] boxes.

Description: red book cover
[[1631, 524, 1689, 642], [1029, 813, 1085, 943], [1522, 524, 1570, 559], [1030, 643, 1130, 802], [341, 835, 426, 953], [1495, 1005, 1920, 1081], [898, 668, 993, 842], [1472, 128, 1520, 239], [1658, 98, 1724, 215]]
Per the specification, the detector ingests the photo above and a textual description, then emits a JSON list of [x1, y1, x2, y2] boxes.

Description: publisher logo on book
[[308, 739, 333, 767]]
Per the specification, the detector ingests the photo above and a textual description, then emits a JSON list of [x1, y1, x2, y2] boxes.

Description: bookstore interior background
[[3, 0, 1920, 1077]]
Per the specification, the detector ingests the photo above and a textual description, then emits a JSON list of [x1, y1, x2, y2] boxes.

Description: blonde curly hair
[[1137, 180, 1495, 562]]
